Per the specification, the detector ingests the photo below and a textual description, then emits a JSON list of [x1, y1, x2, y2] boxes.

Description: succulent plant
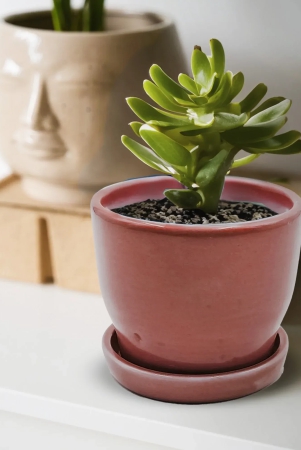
[[122, 39, 301, 213], [52, 0, 105, 31]]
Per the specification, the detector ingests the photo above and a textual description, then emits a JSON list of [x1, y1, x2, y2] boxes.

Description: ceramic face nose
[[23, 73, 58, 131]]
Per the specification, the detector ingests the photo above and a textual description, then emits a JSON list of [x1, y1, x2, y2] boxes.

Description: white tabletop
[[0, 279, 300, 450]]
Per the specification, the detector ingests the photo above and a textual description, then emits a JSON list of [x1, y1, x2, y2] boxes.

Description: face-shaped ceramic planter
[[0, 11, 186, 204], [91, 176, 301, 375]]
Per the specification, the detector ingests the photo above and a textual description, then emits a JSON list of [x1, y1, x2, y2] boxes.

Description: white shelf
[[0, 279, 300, 450]]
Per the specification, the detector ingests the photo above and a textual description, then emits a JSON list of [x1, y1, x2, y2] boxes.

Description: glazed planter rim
[[2, 9, 173, 37], [91, 175, 301, 235]]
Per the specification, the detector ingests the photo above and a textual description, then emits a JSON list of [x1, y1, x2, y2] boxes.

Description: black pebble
[[112, 198, 277, 225]]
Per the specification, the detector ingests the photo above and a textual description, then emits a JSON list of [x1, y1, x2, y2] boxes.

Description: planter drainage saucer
[[102, 325, 288, 404]]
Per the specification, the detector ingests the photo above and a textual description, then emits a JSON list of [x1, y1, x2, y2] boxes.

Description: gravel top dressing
[[112, 198, 278, 225]]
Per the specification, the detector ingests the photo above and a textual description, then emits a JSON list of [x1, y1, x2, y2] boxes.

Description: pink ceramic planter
[[91, 176, 301, 400]]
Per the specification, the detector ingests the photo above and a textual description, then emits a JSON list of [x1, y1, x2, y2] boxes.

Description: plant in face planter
[[91, 39, 301, 404], [52, 0, 105, 32], [0, 5, 185, 205], [122, 39, 301, 214]]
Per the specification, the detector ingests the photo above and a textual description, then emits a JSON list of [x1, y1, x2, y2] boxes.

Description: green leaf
[[191, 47, 213, 90], [121, 135, 170, 173], [207, 71, 232, 108], [246, 99, 291, 125], [143, 80, 186, 113], [178, 74, 199, 95], [126, 98, 189, 127], [61, 0, 71, 29], [187, 110, 214, 128], [223, 72, 244, 104], [86, 0, 105, 31], [216, 103, 241, 115], [149, 65, 192, 105], [209, 39, 225, 79], [166, 123, 213, 138], [129, 122, 143, 137], [231, 154, 260, 168], [164, 189, 202, 209], [51, 0, 67, 31], [52, 0, 69, 30], [265, 139, 301, 155], [82, 0, 90, 31], [195, 148, 238, 213], [250, 97, 286, 117], [243, 131, 301, 153], [188, 95, 208, 106], [207, 76, 220, 96], [212, 112, 249, 131], [199, 74, 217, 96], [224, 116, 287, 144], [139, 125, 191, 166], [239, 83, 267, 113], [180, 129, 204, 137], [51, 6, 63, 31], [195, 148, 237, 187]]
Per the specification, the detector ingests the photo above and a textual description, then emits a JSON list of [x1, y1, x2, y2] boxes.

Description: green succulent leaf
[[239, 83, 268, 113], [188, 111, 214, 128], [195, 148, 238, 212], [139, 125, 191, 166], [243, 131, 301, 153], [121, 135, 170, 173], [207, 71, 232, 108], [199, 74, 217, 96], [126, 98, 189, 127], [250, 97, 286, 117], [191, 47, 213, 91], [143, 80, 186, 113], [149, 65, 192, 105], [180, 112, 248, 135], [212, 112, 249, 131], [231, 154, 260, 168], [264, 139, 301, 155], [224, 116, 287, 144], [209, 39, 225, 79], [223, 72, 244, 104], [195, 148, 237, 187], [188, 95, 208, 106], [178, 74, 199, 95], [129, 121, 143, 137], [180, 128, 206, 137], [164, 189, 202, 209], [216, 103, 241, 115], [246, 99, 291, 126]]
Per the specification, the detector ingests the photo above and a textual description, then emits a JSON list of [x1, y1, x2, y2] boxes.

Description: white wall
[[0, 0, 300, 177]]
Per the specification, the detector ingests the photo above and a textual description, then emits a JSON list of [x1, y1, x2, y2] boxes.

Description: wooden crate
[[0, 175, 99, 293]]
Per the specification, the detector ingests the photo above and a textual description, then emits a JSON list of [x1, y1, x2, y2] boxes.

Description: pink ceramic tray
[[103, 325, 288, 404]]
